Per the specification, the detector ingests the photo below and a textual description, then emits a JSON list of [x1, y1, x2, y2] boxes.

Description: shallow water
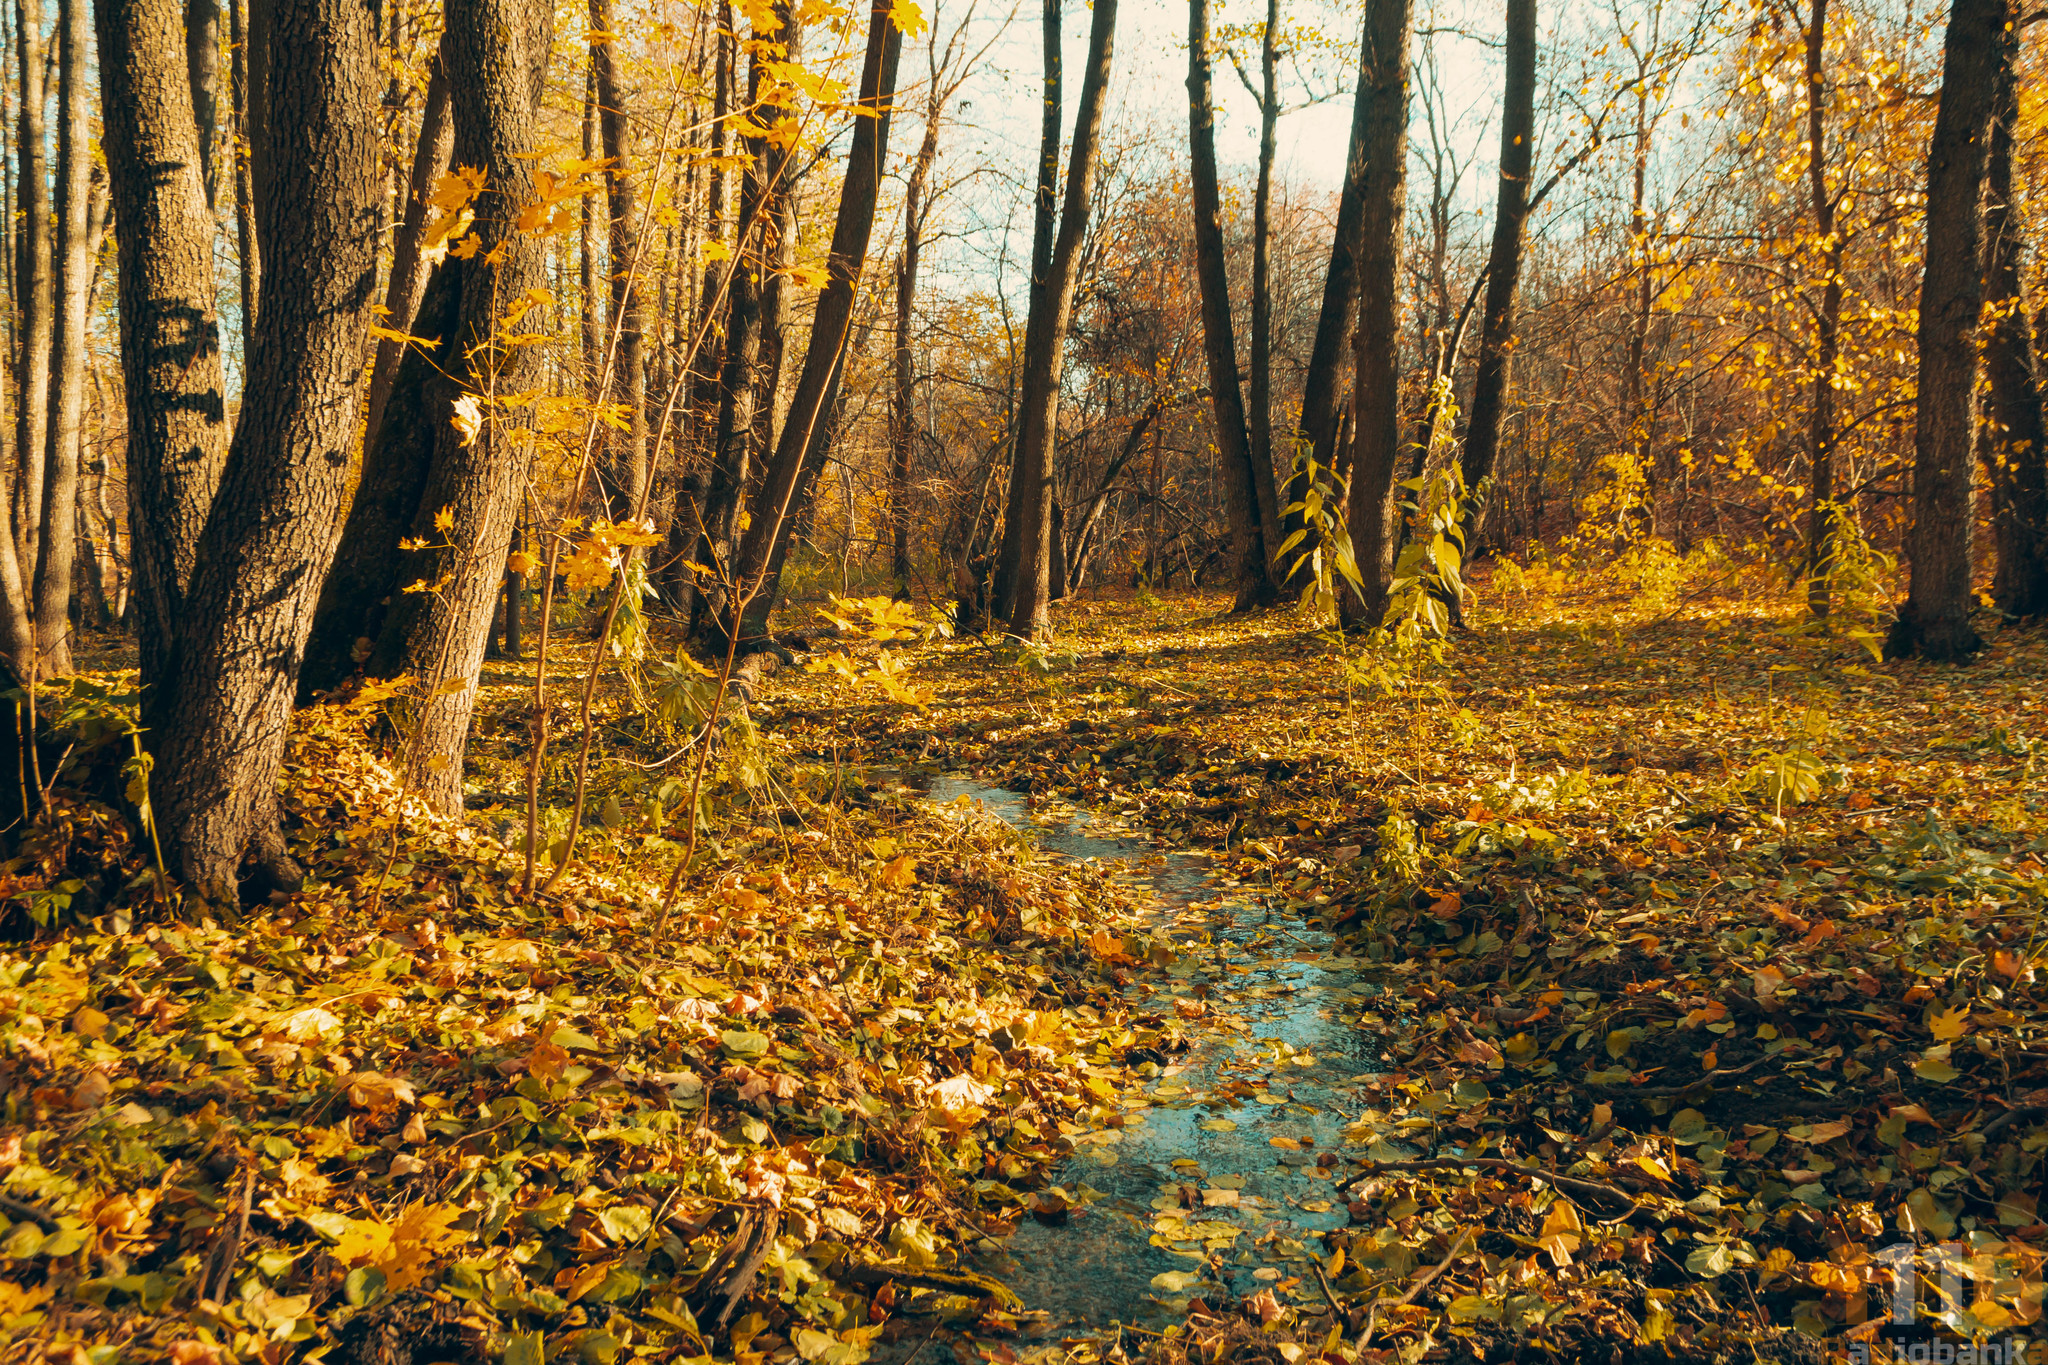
[[919, 777, 1383, 1337]]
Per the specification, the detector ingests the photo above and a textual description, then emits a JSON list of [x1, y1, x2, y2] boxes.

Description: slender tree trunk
[[1335, 0, 1411, 628], [229, 0, 257, 361], [362, 54, 450, 455], [993, 0, 1118, 637], [144, 0, 379, 898], [750, 16, 800, 484], [892, 95, 942, 597], [1455, 0, 1533, 553], [1887, 0, 2003, 662], [1285, 14, 1375, 568], [1243, 0, 1283, 578], [1984, 12, 2048, 618], [1801, 0, 1846, 616], [591, 0, 647, 522], [727, 0, 904, 642], [29, 0, 88, 674], [991, 0, 1062, 620], [14, 0, 51, 595], [185, 0, 219, 206], [96, 0, 232, 728], [1187, 0, 1274, 611], [579, 59, 601, 394]]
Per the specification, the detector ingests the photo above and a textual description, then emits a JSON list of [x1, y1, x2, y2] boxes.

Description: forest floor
[[3, 559, 2046, 1365]]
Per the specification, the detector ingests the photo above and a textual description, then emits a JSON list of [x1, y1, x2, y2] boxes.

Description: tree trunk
[[1244, 0, 1283, 580], [14, 0, 52, 598], [145, 0, 379, 899], [1335, 0, 1411, 628], [993, 0, 1118, 638], [1187, 0, 1274, 612], [891, 106, 942, 597], [1886, 0, 2002, 662], [95, 0, 233, 730], [1454, 0, 1533, 552], [362, 53, 451, 456], [185, 0, 219, 206], [31, 0, 91, 675], [229, 0, 257, 361], [1800, 0, 1846, 616], [1984, 11, 2048, 619], [991, 0, 1063, 621], [591, 0, 647, 523], [1284, 12, 1375, 569], [727, 0, 904, 642]]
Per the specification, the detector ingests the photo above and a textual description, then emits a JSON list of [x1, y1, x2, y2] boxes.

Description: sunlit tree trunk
[[14, 0, 51, 596], [1188, 0, 1274, 611], [892, 77, 944, 598], [1456, 0, 1533, 554], [1243, 0, 1283, 587], [727, 0, 905, 642], [228, 0, 257, 360], [1984, 12, 2047, 619], [993, 0, 1118, 637], [95, 0, 232, 729], [185, 0, 218, 205], [143, 0, 379, 898], [1887, 0, 2002, 662], [1801, 0, 1846, 616], [1335, 0, 1410, 628], [30, 0, 90, 673], [591, 0, 647, 523]]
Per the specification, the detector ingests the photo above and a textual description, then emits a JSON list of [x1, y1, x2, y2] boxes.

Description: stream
[[916, 777, 1385, 1345]]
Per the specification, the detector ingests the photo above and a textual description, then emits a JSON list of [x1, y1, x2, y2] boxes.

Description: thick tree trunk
[[14, 0, 52, 596], [31, 0, 90, 675], [321, 0, 552, 813], [993, 0, 1117, 638], [95, 0, 233, 732], [1187, 0, 1274, 611], [1984, 13, 2048, 619], [591, 0, 647, 523], [991, 0, 1063, 621], [1454, 0, 1533, 551], [1335, 0, 1411, 628], [362, 55, 451, 456], [145, 0, 379, 899], [727, 0, 904, 642], [1887, 0, 2001, 662], [1284, 14, 1375, 569], [185, 0, 219, 205]]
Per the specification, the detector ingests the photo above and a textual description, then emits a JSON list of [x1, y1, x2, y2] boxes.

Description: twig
[[1356, 1229, 1473, 1350], [1339, 1156, 1637, 1212], [0, 1193, 57, 1231], [206, 1169, 255, 1302]]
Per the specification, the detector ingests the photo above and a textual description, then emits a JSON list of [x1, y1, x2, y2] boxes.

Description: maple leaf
[[561, 537, 617, 593]]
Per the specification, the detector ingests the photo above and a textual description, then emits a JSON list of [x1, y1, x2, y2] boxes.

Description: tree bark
[[1454, 0, 1533, 553], [1799, 0, 1847, 616], [1335, 0, 1411, 628], [30, 0, 91, 674], [1887, 0, 2001, 662], [362, 53, 451, 456], [991, 0, 1062, 620], [727, 0, 904, 642], [590, 0, 648, 523], [14, 0, 52, 597], [146, 0, 379, 899], [1187, 0, 1275, 611], [1243, 0, 1283, 583], [891, 76, 945, 597], [993, 0, 1118, 638], [1984, 10, 2048, 619], [95, 0, 233, 731], [185, 0, 219, 206], [228, 0, 257, 361], [1284, 12, 1375, 569]]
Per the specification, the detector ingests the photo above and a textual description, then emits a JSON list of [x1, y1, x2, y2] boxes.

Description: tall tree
[[302, 0, 552, 814], [1187, 0, 1277, 610], [14, 0, 52, 600], [1886, 0, 2003, 662], [1798, 0, 1848, 615], [1335, 0, 1411, 627], [228, 0, 258, 360], [590, 0, 648, 522], [94, 0, 233, 732], [992, 0, 1118, 637], [186, 0, 219, 204], [1454, 0, 1534, 548], [1983, 9, 2047, 619], [122, 0, 379, 897], [362, 55, 451, 455], [726, 0, 906, 642], [30, 0, 92, 674]]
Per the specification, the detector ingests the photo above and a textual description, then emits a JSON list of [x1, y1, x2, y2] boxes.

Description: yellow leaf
[[561, 538, 618, 593], [368, 324, 440, 349], [507, 550, 538, 576], [451, 394, 483, 446], [434, 506, 455, 534], [1633, 1155, 1672, 1182], [1926, 1005, 1970, 1042], [877, 854, 918, 890]]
